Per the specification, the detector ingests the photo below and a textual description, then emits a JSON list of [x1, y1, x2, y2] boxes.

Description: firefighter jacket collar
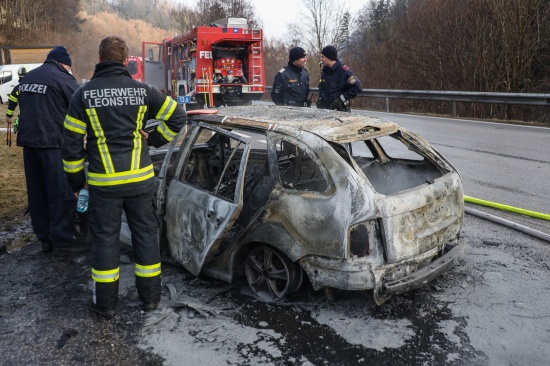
[[92, 61, 131, 79]]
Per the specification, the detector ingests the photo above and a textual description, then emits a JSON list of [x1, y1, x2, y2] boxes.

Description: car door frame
[[164, 122, 252, 275]]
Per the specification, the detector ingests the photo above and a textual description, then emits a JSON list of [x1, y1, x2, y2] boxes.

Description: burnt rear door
[[165, 123, 251, 275]]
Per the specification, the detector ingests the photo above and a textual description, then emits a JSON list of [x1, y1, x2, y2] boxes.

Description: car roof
[[189, 105, 400, 143]]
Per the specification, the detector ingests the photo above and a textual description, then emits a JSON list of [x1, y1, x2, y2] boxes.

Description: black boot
[[90, 281, 119, 319], [52, 239, 91, 257], [142, 299, 160, 311], [137, 275, 161, 312], [90, 302, 116, 319], [41, 241, 52, 253]]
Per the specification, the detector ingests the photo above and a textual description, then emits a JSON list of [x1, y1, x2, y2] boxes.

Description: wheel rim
[[244, 246, 294, 302]]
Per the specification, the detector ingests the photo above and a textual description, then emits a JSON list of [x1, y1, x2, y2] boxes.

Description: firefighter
[[271, 47, 311, 107], [316, 45, 362, 112], [14, 47, 87, 256], [5, 65, 28, 134], [62, 36, 187, 320]]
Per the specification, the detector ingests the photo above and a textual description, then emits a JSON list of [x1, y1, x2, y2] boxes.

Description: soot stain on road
[[226, 282, 481, 365]]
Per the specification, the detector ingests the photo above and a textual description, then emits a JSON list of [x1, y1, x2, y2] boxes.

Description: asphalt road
[[1, 108, 549, 365]]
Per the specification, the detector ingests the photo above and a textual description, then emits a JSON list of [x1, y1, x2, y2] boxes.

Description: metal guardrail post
[[452, 101, 457, 118], [385, 98, 390, 112]]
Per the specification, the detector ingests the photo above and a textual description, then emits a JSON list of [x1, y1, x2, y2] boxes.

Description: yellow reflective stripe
[[64, 115, 87, 135], [135, 262, 161, 278], [88, 164, 154, 186], [63, 158, 85, 173], [155, 96, 176, 121], [137, 105, 147, 130], [8, 94, 18, 103], [87, 108, 114, 174], [157, 120, 177, 141], [92, 267, 120, 283], [6, 108, 15, 116], [131, 105, 147, 170]]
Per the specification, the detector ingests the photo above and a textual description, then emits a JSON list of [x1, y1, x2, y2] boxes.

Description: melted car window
[[376, 135, 424, 161], [343, 134, 444, 195], [277, 140, 328, 192], [180, 127, 244, 201]]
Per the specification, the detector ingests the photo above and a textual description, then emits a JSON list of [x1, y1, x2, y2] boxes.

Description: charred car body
[[120, 106, 465, 304]]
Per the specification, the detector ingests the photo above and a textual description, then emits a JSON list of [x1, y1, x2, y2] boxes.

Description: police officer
[[317, 45, 362, 112], [62, 36, 187, 319], [15, 46, 87, 256], [271, 47, 311, 107]]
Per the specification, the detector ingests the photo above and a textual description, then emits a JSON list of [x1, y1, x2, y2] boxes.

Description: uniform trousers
[[23, 147, 76, 245], [89, 181, 161, 309]]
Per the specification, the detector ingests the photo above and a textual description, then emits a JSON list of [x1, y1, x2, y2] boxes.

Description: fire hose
[[465, 195, 550, 243]]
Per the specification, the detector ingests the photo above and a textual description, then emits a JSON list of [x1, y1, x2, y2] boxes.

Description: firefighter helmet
[[18, 65, 28, 77]]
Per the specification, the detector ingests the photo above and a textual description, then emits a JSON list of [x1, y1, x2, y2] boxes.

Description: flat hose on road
[[465, 206, 550, 243], [464, 195, 550, 221]]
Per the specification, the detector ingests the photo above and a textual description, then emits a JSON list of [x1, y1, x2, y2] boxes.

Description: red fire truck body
[[142, 18, 265, 108], [126, 55, 144, 82]]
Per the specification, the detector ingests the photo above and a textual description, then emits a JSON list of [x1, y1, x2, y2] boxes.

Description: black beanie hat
[[321, 45, 338, 61], [47, 46, 72, 67], [289, 47, 307, 62]]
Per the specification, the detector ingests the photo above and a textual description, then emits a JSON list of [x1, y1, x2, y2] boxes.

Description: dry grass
[[0, 103, 28, 229]]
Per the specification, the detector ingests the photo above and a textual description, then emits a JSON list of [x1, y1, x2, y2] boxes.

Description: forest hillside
[[1, 0, 549, 122]]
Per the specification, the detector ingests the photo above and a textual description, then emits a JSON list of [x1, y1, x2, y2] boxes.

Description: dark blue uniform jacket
[[16, 59, 79, 148], [318, 60, 362, 108], [271, 62, 310, 106]]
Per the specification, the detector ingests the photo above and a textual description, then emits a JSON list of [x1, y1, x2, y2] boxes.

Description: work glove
[[330, 95, 349, 111], [13, 118, 18, 134]]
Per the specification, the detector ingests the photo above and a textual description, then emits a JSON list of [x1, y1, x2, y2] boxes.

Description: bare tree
[[286, 0, 351, 56], [333, 11, 351, 55], [264, 38, 291, 87], [170, 2, 199, 34]]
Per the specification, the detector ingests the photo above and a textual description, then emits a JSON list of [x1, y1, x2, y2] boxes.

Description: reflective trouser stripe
[[92, 267, 120, 283], [135, 262, 161, 278]]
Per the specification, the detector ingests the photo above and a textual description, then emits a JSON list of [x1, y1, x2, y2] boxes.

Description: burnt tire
[[288, 265, 304, 294], [244, 245, 299, 302]]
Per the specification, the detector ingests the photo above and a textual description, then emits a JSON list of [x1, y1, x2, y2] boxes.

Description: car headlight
[[349, 220, 382, 258]]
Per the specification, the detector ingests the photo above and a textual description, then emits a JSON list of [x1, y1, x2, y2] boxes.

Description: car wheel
[[289, 265, 304, 294], [244, 245, 297, 302]]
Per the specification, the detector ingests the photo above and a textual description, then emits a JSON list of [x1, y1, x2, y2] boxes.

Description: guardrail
[[265, 86, 550, 122]]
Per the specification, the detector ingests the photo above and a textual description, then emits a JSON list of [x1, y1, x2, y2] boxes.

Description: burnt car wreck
[[120, 105, 465, 304]]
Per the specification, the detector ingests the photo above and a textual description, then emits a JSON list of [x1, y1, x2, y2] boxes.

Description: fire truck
[[126, 55, 144, 82], [141, 17, 265, 109]]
